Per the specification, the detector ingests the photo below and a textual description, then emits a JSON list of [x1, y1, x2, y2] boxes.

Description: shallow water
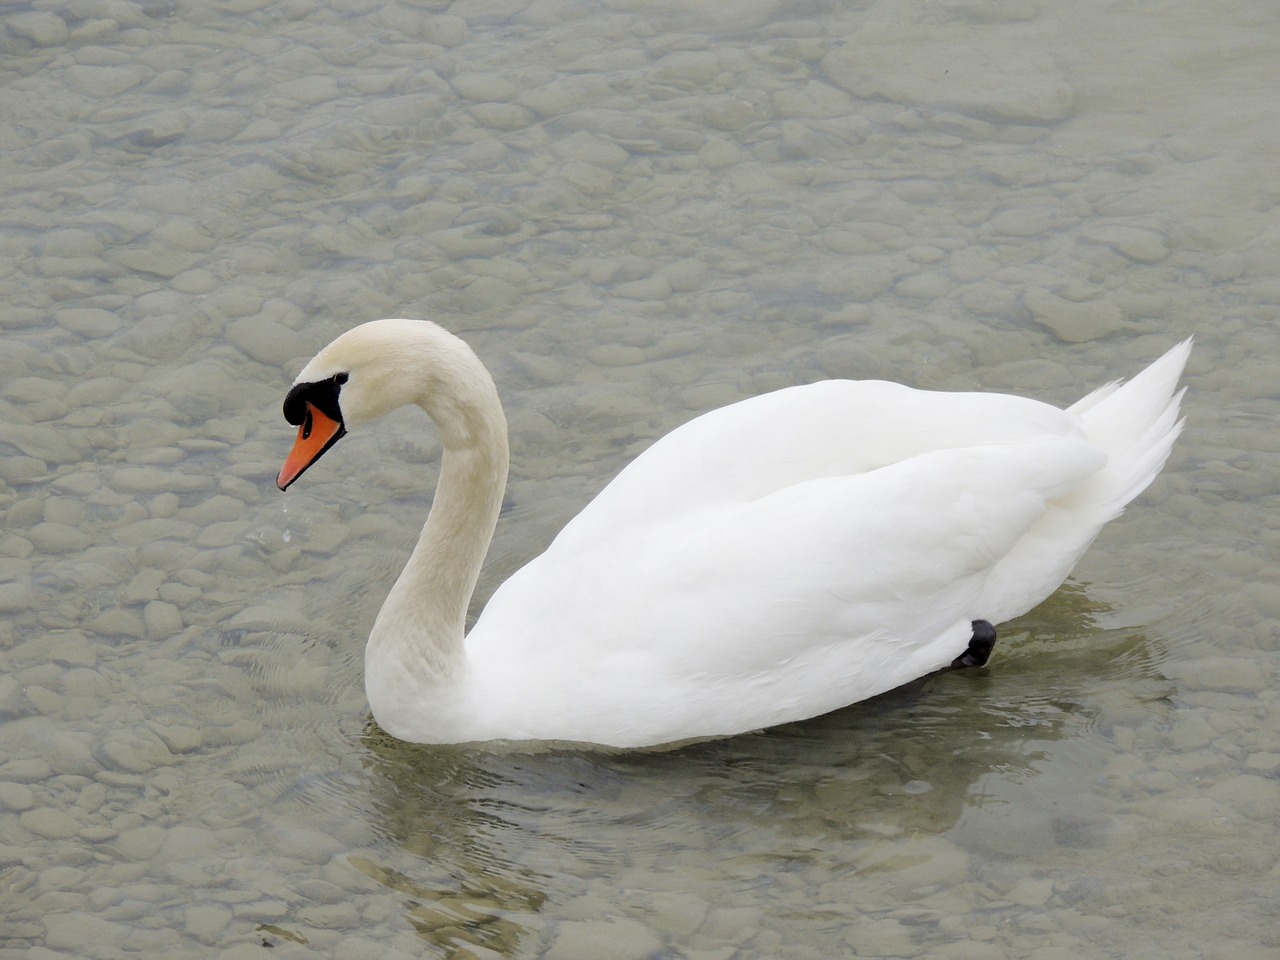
[[2, 0, 1278, 957]]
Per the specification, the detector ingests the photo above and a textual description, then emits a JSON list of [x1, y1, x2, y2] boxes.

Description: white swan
[[277, 319, 1189, 748]]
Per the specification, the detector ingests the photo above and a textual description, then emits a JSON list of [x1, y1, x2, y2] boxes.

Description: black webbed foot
[[951, 619, 997, 669]]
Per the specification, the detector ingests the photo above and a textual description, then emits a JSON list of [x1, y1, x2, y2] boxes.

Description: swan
[[276, 319, 1189, 748]]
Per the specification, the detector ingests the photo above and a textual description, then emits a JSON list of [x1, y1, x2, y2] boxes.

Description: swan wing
[[467, 432, 1104, 743]]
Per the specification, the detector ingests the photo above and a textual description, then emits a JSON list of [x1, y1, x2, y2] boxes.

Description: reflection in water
[[348, 849, 544, 956], [348, 577, 1172, 953]]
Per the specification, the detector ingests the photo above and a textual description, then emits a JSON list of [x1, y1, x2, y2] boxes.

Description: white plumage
[[278, 319, 1189, 748]]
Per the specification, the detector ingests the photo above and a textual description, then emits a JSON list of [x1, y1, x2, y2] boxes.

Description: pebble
[[0, 455, 47, 486], [1167, 712, 1218, 751], [552, 131, 630, 168], [85, 607, 146, 640], [120, 314, 196, 361], [1083, 224, 1168, 263], [184, 904, 233, 945], [65, 63, 151, 97], [226, 314, 312, 367], [5, 377, 61, 405], [294, 878, 349, 904], [1244, 751, 1280, 775], [99, 727, 174, 774], [20, 807, 83, 840], [0, 581, 32, 614], [559, 160, 617, 196], [298, 902, 360, 928], [171, 268, 219, 294], [545, 918, 664, 960], [822, 22, 1073, 123], [143, 600, 183, 639], [1205, 945, 1280, 960], [520, 76, 610, 118], [772, 80, 855, 119], [452, 72, 519, 102], [1024, 288, 1124, 343], [0, 781, 36, 812], [154, 825, 222, 864], [158, 582, 201, 606], [894, 271, 950, 300], [1206, 774, 1280, 821], [74, 782, 106, 814], [117, 243, 203, 279], [26, 522, 92, 554], [272, 826, 348, 864], [1007, 877, 1056, 906], [111, 466, 209, 495], [233, 899, 291, 923], [649, 891, 708, 939], [1163, 656, 1268, 694], [41, 913, 135, 954], [112, 518, 197, 546], [113, 825, 166, 862], [40, 864, 87, 894], [26, 685, 64, 715], [151, 724, 202, 754], [9, 12, 68, 48], [844, 917, 916, 956], [121, 568, 166, 605], [200, 718, 261, 747], [662, 259, 708, 293], [614, 275, 672, 300], [0, 758, 53, 783]]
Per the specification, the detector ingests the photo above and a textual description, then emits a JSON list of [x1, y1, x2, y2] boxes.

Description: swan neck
[[368, 373, 508, 688]]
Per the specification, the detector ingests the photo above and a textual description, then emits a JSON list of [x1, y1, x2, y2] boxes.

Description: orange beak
[[277, 402, 346, 490]]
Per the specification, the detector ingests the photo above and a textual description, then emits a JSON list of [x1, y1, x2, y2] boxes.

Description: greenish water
[[2, 0, 1278, 957]]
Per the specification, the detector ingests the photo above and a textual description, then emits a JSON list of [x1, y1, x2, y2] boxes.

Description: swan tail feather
[[1065, 337, 1191, 521]]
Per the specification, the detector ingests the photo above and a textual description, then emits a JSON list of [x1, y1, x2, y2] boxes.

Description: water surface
[[2, 0, 1278, 957]]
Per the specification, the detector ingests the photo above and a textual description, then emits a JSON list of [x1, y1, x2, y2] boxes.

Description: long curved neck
[[366, 360, 509, 692]]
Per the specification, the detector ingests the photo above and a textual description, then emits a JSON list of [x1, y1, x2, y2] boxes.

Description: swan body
[[278, 319, 1189, 748]]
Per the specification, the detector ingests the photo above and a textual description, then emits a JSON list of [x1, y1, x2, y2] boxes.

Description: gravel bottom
[[1, 0, 1277, 957]]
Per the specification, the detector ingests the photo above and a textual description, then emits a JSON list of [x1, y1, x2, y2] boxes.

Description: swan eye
[[334, 372, 348, 386]]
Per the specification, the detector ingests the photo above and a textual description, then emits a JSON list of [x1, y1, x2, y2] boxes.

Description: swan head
[[276, 318, 502, 490], [277, 369, 349, 490]]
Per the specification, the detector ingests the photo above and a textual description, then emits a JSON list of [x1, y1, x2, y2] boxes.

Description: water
[[2, 0, 1278, 956]]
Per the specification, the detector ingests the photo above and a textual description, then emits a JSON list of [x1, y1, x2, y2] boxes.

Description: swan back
[[546, 379, 1085, 556]]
